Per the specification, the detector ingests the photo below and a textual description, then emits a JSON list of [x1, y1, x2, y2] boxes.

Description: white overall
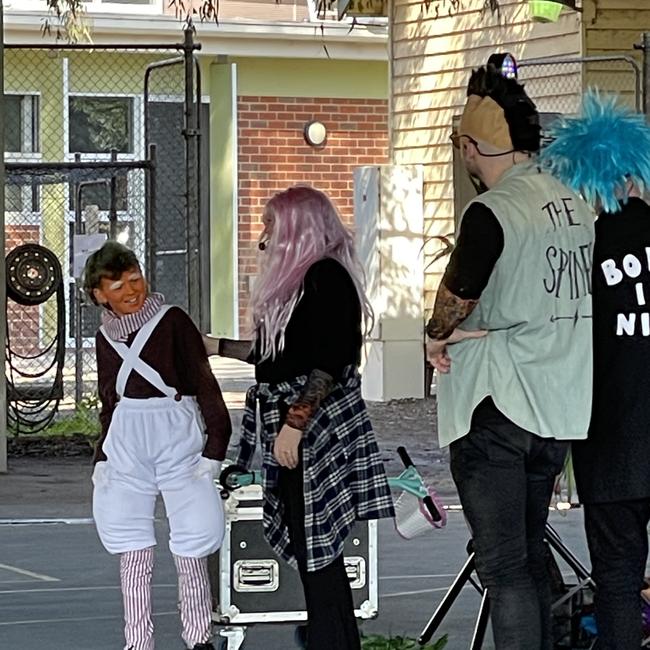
[[92, 305, 225, 558]]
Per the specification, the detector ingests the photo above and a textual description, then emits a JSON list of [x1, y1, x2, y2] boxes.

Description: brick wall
[[236, 95, 389, 333], [6, 226, 41, 355]]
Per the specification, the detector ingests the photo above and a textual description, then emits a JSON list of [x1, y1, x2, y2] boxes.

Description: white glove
[[193, 457, 222, 480], [91, 461, 109, 487]]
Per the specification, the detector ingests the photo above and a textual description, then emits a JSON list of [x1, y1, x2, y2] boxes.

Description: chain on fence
[[4, 40, 200, 436]]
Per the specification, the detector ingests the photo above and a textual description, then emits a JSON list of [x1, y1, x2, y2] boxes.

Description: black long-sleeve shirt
[[255, 258, 362, 385], [219, 259, 362, 427], [222, 258, 362, 383]]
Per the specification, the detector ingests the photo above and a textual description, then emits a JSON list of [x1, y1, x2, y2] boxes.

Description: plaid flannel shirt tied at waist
[[235, 365, 394, 572]]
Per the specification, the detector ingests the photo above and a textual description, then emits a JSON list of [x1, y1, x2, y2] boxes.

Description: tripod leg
[[545, 523, 594, 587], [470, 588, 490, 650], [418, 553, 479, 645]]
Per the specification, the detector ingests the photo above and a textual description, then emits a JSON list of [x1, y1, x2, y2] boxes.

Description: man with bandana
[[425, 65, 594, 649]]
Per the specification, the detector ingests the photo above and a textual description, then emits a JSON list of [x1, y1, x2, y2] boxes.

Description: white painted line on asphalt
[[0, 611, 178, 626], [0, 583, 176, 595], [381, 586, 471, 599], [0, 564, 59, 583], [380, 574, 458, 580]]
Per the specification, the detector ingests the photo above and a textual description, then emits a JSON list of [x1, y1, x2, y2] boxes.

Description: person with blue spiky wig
[[541, 90, 650, 650]]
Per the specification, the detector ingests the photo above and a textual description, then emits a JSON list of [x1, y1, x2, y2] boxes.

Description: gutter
[[4, 10, 388, 60]]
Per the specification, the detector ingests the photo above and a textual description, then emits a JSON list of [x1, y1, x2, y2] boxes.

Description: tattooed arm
[[285, 368, 334, 431], [425, 283, 478, 341], [274, 369, 334, 469], [425, 284, 485, 373], [427, 202, 503, 341], [424, 203, 503, 373]]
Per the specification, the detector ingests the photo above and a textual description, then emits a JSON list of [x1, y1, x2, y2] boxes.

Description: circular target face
[[6, 244, 62, 306]]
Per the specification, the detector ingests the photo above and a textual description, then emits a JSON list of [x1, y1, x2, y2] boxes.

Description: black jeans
[[450, 398, 568, 650], [277, 460, 360, 650], [584, 499, 650, 650]]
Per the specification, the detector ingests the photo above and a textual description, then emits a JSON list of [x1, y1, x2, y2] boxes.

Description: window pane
[[69, 96, 134, 154], [5, 184, 39, 213], [5, 184, 23, 212], [4, 95, 39, 153], [5, 95, 23, 153]]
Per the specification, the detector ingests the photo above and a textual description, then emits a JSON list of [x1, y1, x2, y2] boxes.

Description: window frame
[[4, 92, 41, 156], [4, 92, 43, 226]]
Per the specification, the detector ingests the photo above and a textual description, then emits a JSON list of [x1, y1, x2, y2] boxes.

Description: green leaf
[[360, 634, 448, 650]]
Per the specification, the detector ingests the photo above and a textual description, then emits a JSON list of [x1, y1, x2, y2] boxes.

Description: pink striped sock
[[120, 547, 155, 650], [173, 554, 212, 647]]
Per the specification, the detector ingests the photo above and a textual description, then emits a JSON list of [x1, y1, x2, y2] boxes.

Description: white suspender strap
[[100, 305, 176, 398]]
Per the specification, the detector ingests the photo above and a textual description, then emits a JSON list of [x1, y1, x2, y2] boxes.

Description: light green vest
[[437, 162, 594, 447]]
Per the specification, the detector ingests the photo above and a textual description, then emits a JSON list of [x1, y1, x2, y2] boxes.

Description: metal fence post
[[0, 0, 7, 473], [145, 143, 157, 283], [183, 27, 201, 325], [109, 148, 118, 239], [73, 153, 84, 406]]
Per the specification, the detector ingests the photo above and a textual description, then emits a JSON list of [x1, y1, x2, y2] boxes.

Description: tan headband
[[459, 95, 514, 152]]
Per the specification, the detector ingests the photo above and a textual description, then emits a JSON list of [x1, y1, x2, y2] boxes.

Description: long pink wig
[[250, 185, 373, 361]]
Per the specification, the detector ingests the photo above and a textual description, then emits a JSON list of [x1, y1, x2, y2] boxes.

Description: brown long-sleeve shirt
[[94, 306, 231, 463]]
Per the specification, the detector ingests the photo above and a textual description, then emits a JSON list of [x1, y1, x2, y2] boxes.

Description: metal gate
[[4, 29, 208, 433]]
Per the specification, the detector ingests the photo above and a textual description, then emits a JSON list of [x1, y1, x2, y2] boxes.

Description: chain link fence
[[519, 54, 642, 117], [4, 36, 204, 436]]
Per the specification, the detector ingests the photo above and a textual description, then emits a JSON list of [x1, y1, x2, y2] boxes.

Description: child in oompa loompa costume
[[541, 91, 650, 649], [83, 241, 231, 650]]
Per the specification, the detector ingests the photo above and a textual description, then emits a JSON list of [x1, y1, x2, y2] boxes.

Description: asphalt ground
[[0, 510, 592, 650], [0, 359, 599, 649]]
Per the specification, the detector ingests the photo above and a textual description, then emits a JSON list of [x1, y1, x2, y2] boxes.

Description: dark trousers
[[278, 461, 360, 650], [450, 398, 568, 650], [583, 499, 650, 650]]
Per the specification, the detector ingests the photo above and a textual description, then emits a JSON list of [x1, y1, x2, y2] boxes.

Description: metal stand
[[418, 523, 595, 648]]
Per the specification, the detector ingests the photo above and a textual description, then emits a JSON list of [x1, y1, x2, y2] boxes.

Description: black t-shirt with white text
[[573, 197, 650, 503]]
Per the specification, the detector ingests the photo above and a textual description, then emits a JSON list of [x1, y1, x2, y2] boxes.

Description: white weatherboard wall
[[390, 0, 582, 310], [355, 165, 424, 401]]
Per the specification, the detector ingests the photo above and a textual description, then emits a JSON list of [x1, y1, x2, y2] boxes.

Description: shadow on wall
[[389, 0, 585, 306]]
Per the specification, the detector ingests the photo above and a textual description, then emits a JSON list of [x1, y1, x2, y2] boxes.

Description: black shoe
[[192, 644, 215, 650]]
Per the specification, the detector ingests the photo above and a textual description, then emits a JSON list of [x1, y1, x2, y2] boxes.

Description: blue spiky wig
[[539, 90, 650, 214]]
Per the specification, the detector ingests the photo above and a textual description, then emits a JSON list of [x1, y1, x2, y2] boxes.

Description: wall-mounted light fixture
[[304, 120, 327, 148]]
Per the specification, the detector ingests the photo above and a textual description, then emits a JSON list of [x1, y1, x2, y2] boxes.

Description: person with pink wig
[[204, 185, 394, 649]]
